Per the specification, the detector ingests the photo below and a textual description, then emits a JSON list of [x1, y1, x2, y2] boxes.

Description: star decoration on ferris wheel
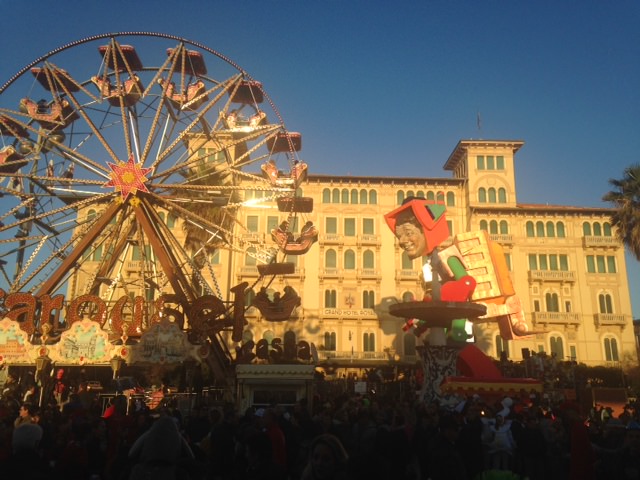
[[104, 155, 152, 201]]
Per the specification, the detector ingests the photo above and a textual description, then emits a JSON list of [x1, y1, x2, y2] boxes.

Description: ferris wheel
[[0, 32, 309, 310]]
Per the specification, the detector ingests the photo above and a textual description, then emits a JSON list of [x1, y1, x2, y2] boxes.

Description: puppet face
[[394, 220, 426, 260]]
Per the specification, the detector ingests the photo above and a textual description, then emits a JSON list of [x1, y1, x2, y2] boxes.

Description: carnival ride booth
[[0, 33, 318, 407], [385, 198, 539, 404]]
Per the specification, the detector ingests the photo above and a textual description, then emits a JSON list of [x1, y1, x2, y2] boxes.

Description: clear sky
[[1, 0, 639, 314]]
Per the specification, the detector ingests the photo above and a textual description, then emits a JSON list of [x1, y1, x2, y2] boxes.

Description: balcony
[[528, 270, 576, 283], [321, 233, 342, 244], [396, 269, 419, 281], [358, 268, 379, 279], [358, 234, 380, 246], [241, 232, 264, 243], [594, 313, 629, 328], [317, 350, 389, 361], [320, 268, 342, 279], [531, 311, 581, 326], [239, 266, 260, 276], [489, 233, 514, 245], [583, 236, 619, 248]]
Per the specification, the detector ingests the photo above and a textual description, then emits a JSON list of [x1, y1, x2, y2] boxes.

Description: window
[[132, 245, 153, 261], [325, 249, 337, 268], [488, 188, 497, 203], [487, 155, 495, 170], [480, 220, 488, 231], [607, 256, 617, 273], [401, 251, 413, 270], [322, 188, 331, 203], [359, 189, 368, 204], [489, 220, 498, 234], [536, 221, 545, 237], [368, 190, 377, 204], [416, 190, 425, 199], [598, 293, 613, 313], [397, 190, 405, 205], [267, 216, 279, 233], [496, 156, 504, 169], [604, 337, 619, 362], [332, 188, 340, 203], [498, 221, 508, 234], [556, 222, 566, 237], [504, 253, 512, 270], [363, 218, 374, 235], [351, 189, 358, 204], [496, 335, 509, 359], [545, 292, 560, 312], [593, 223, 602, 236], [324, 290, 337, 308], [583, 222, 592, 236], [603, 223, 612, 236], [478, 188, 487, 203], [436, 191, 445, 203], [528, 254, 538, 270], [245, 247, 257, 266], [402, 291, 415, 302], [533, 300, 540, 312], [446, 192, 455, 206], [426, 191, 435, 201], [546, 221, 555, 237], [344, 218, 356, 236], [325, 217, 337, 234], [477, 155, 485, 170], [550, 335, 564, 359], [324, 332, 336, 351], [363, 290, 375, 308], [344, 249, 356, 270], [246, 215, 259, 232], [569, 345, 577, 361], [526, 221, 535, 237], [210, 249, 220, 265], [363, 250, 374, 269], [498, 188, 506, 203], [597, 256, 606, 273], [341, 189, 349, 203], [363, 332, 375, 352]]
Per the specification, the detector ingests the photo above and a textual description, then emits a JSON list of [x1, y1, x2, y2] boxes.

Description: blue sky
[[1, 0, 639, 313]]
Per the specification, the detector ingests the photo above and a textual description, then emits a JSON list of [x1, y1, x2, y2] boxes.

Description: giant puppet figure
[[385, 197, 529, 403]]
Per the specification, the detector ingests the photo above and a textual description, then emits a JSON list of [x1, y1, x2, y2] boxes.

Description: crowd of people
[[1, 370, 640, 480]]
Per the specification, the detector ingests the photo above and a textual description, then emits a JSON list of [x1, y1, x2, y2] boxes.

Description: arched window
[[603, 223, 612, 236], [344, 249, 356, 270], [325, 249, 337, 268], [488, 188, 497, 203], [351, 189, 359, 204], [526, 221, 535, 237], [324, 332, 336, 351], [87, 209, 97, 222], [401, 251, 413, 270], [166, 213, 177, 228], [498, 188, 506, 203], [583, 222, 592, 236], [396, 190, 405, 205], [363, 332, 375, 352], [499, 220, 509, 234], [593, 223, 602, 236], [550, 335, 565, 359], [436, 191, 445, 203], [402, 291, 415, 302], [446, 192, 455, 206], [368, 190, 377, 204], [479, 220, 488, 231], [604, 337, 619, 362], [545, 292, 560, 312], [363, 250, 374, 269], [598, 293, 613, 314], [404, 333, 417, 356], [478, 188, 487, 203], [332, 188, 340, 203], [489, 220, 498, 234], [341, 189, 349, 204], [324, 290, 337, 308], [359, 189, 367, 204], [546, 221, 555, 237], [495, 335, 509, 359], [556, 222, 566, 238], [426, 191, 435, 201], [363, 290, 375, 308], [406, 190, 415, 199], [245, 289, 256, 307], [322, 188, 331, 203], [416, 190, 425, 199], [536, 221, 545, 237]]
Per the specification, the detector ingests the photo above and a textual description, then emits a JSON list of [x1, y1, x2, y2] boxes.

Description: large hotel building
[[69, 139, 638, 373]]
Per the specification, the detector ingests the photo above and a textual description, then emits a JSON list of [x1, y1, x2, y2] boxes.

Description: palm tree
[[603, 164, 640, 260]]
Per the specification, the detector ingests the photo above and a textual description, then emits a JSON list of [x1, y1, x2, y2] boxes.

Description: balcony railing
[[317, 351, 389, 361], [358, 234, 380, 246], [531, 311, 581, 326], [583, 236, 619, 248], [594, 313, 628, 328], [321, 233, 341, 244], [320, 268, 341, 279], [396, 269, 419, 281], [489, 233, 514, 245], [358, 268, 379, 279], [528, 270, 576, 282]]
